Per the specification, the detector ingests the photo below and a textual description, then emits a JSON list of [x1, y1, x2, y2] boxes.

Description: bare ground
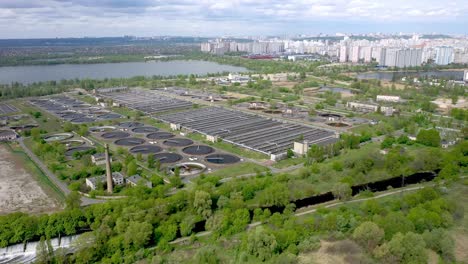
[[298, 240, 371, 264], [0, 144, 60, 215]]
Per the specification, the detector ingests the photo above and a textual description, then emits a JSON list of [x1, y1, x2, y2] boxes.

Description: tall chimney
[[105, 144, 113, 193]]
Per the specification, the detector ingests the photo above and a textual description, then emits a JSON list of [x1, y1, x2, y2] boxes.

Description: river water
[[0, 60, 248, 84]]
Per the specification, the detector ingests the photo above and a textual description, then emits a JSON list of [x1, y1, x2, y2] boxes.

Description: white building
[[350, 46, 360, 63], [86, 172, 124, 190], [376, 95, 401, 103], [126, 174, 152, 188], [0, 130, 18, 141], [339, 46, 348, 62], [347, 102, 379, 112], [435, 46, 454, 65]]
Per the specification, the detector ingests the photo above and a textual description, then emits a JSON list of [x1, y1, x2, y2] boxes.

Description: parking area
[[0, 103, 19, 115], [98, 88, 193, 114], [29, 96, 121, 123], [158, 107, 338, 158]]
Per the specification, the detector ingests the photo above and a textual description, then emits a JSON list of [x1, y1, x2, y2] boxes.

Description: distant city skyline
[[0, 0, 467, 38]]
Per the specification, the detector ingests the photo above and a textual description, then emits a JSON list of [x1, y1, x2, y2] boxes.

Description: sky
[[0, 0, 467, 38]]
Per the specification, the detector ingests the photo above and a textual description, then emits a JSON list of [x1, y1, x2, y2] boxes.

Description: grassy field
[[206, 162, 267, 178], [186, 132, 269, 160]]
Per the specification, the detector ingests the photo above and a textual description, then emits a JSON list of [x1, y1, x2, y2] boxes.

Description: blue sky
[[0, 0, 467, 38]]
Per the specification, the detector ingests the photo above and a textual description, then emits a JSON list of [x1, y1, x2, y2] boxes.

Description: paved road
[[18, 138, 104, 206]]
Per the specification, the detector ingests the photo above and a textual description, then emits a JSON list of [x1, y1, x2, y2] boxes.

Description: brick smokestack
[[105, 144, 113, 193]]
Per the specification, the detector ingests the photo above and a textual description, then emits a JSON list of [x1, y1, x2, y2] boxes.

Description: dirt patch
[[298, 240, 371, 264], [274, 81, 297, 88], [453, 231, 468, 262], [0, 144, 61, 215]]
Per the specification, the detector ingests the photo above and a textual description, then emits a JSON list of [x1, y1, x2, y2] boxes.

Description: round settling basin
[[263, 109, 282, 114], [170, 162, 206, 176], [89, 126, 116, 132], [114, 137, 145, 146], [61, 140, 85, 147], [152, 153, 183, 164], [130, 145, 163, 154], [98, 113, 121, 120], [163, 138, 194, 147], [101, 131, 130, 139], [65, 146, 94, 156], [319, 113, 343, 118], [147, 132, 175, 140], [119, 122, 144, 128], [71, 117, 96, 123], [61, 113, 85, 120], [132, 127, 159, 133], [205, 154, 240, 164], [182, 145, 214, 155], [327, 122, 350, 127], [43, 133, 73, 142]]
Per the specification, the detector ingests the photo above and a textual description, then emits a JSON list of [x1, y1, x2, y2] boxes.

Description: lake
[[357, 70, 465, 81], [0, 60, 248, 84]]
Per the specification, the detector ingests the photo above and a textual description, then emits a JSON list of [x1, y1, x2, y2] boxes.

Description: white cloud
[[0, 0, 466, 37]]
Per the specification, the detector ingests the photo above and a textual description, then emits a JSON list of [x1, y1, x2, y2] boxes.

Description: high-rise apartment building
[[435, 46, 454, 65]]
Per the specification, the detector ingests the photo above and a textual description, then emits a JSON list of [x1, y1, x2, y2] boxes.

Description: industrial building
[[98, 89, 192, 114], [376, 95, 401, 103], [0, 130, 18, 141], [158, 107, 338, 161], [86, 172, 124, 190], [346, 102, 379, 112], [126, 175, 152, 188]]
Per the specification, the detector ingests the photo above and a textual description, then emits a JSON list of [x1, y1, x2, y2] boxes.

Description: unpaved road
[[0, 144, 61, 215]]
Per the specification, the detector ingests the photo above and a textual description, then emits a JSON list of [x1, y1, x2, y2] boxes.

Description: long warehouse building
[[158, 107, 339, 160]]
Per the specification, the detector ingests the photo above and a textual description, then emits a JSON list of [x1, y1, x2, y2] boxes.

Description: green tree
[[126, 160, 138, 176], [124, 221, 153, 249], [245, 227, 278, 261], [194, 190, 212, 219], [332, 183, 352, 200], [374, 232, 427, 264], [416, 129, 441, 147], [352, 221, 384, 251], [65, 191, 81, 210]]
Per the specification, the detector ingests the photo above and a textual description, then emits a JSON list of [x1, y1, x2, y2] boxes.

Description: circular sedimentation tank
[[152, 153, 183, 164], [170, 162, 206, 176], [43, 133, 74, 142], [263, 109, 282, 114], [119, 122, 144, 128], [205, 154, 240, 164], [147, 132, 175, 140], [114, 138, 145, 146], [327, 122, 350, 127], [97, 113, 121, 120], [89, 126, 116, 132], [61, 140, 85, 147], [61, 113, 85, 120], [71, 117, 96, 123], [182, 145, 214, 155], [130, 145, 163, 154], [319, 112, 343, 118], [101, 131, 130, 139], [65, 146, 94, 156], [132, 127, 159, 133], [163, 138, 194, 147]]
